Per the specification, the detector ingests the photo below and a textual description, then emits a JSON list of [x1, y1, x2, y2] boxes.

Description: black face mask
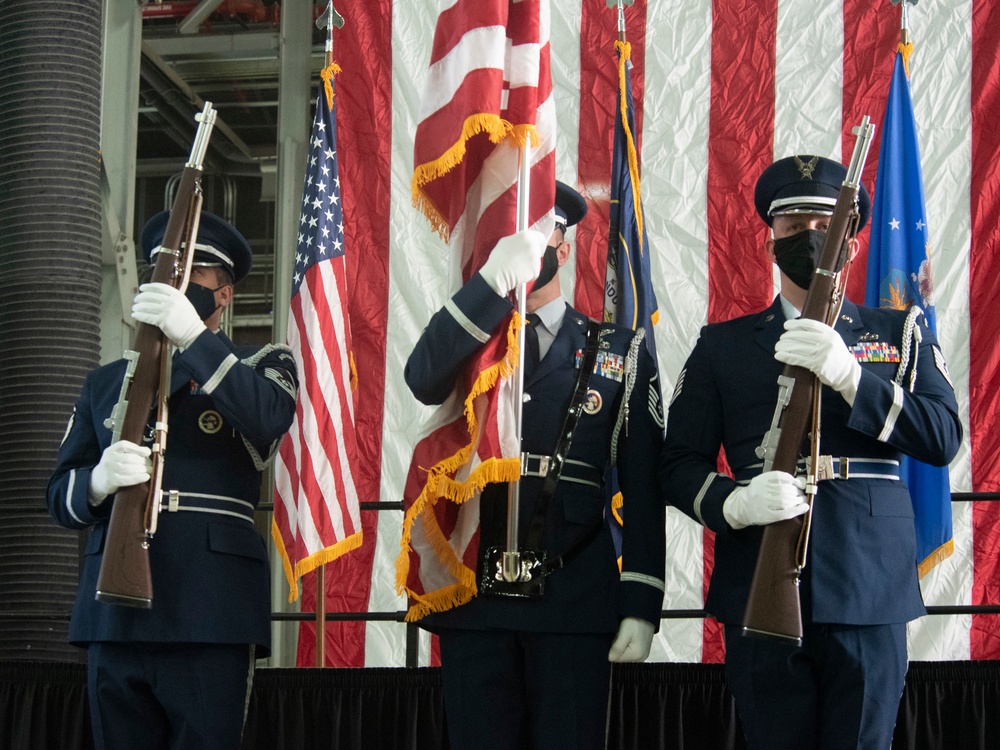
[[185, 282, 222, 321], [772, 229, 828, 291], [533, 245, 560, 289]]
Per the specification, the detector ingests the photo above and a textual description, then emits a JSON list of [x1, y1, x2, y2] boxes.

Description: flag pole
[[890, 0, 916, 46], [502, 143, 532, 583], [312, 0, 345, 668], [898, 0, 912, 45], [608, 0, 634, 43], [314, 567, 326, 667]]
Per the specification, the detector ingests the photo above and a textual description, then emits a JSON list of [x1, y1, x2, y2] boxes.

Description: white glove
[[131, 282, 207, 349], [774, 318, 862, 406], [722, 471, 809, 530], [478, 229, 547, 296], [608, 617, 655, 662], [89, 440, 152, 505]]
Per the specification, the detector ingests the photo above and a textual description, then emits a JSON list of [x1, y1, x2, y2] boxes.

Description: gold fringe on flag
[[396, 313, 527, 620], [271, 523, 364, 603], [917, 538, 954, 579], [611, 492, 625, 573], [411, 115, 542, 241]]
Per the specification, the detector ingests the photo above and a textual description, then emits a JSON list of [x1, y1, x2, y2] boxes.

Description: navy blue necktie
[[525, 313, 541, 375]]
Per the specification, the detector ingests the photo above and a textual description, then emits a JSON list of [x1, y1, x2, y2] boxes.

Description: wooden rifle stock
[[95, 104, 217, 607], [741, 118, 876, 642]]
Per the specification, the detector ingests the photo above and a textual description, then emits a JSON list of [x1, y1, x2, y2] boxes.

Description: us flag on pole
[[397, 0, 556, 621], [272, 64, 363, 601]]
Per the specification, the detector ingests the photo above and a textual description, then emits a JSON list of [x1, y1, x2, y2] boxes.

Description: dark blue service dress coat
[[405, 274, 666, 634], [47, 329, 298, 656], [660, 296, 962, 626]]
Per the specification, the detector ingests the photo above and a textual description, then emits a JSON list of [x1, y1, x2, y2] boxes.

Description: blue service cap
[[140, 210, 253, 283], [554, 180, 587, 228], [754, 155, 871, 232]]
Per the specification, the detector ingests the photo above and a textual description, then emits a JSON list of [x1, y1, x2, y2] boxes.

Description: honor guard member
[[47, 211, 298, 750], [405, 182, 666, 750], [659, 155, 961, 750]]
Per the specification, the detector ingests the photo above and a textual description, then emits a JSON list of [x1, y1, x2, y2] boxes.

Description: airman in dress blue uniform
[[47, 211, 298, 750], [660, 156, 962, 750], [405, 182, 666, 750]]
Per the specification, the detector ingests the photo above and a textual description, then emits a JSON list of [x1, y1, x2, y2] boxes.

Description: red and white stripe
[[276, 262, 360, 552], [412, 0, 556, 283], [286, 0, 1000, 667], [395, 0, 556, 632]]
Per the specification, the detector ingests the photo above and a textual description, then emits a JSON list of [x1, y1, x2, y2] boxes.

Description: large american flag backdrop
[[292, 0, 1000, 666]]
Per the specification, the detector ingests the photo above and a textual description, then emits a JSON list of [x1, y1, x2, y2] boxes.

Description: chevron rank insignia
[[933, 345, 953, 387], [669, 368, 686, 407]]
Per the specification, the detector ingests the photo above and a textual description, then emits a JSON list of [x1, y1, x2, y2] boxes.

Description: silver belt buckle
[[815, 455, 835, 482], [520, 453, 550, 478]]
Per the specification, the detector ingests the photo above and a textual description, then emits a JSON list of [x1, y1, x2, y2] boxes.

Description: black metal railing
[[4, 492, 998, 666]]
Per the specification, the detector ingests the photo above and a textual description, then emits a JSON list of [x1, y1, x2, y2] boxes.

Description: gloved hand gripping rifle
[[741, 117, 876, 643], [94, 103, 217, 608]]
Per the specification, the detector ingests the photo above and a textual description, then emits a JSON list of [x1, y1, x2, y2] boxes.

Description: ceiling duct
[[0, 0, 105, 663]]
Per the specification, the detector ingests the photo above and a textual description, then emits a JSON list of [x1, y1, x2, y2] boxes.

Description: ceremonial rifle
[[741, 117, 876, 642], [94, 103, 217, 607]]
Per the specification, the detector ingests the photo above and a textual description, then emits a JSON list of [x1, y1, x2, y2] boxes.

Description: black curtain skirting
[[2, 660, 999, 750]]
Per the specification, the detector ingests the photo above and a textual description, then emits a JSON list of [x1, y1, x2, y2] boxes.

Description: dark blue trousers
[[724, 622, 907, 750], [438, 628, 615, 750], [86, 642, 255, 750]]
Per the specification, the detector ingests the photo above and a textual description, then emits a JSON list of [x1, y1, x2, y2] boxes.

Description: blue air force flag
[[865, 49, 953, 577]]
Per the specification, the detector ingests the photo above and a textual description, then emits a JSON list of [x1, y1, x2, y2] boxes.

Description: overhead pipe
[[141, 1, 331, 27]]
